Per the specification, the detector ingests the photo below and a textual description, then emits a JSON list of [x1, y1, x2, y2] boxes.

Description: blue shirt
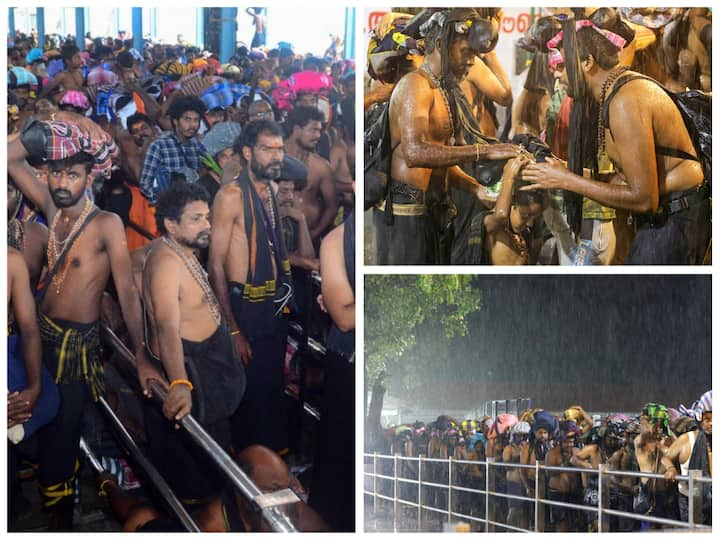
[[140, 132, 207, 203]]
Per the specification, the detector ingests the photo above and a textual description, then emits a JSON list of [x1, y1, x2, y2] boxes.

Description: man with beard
[[663, 390, 712, 525], [118, 113, 159, 185], [140, 96, 208, 204], [376, 8, 519, 265], [209, 120, 293, 454], [521, 14, 710, 264], [7, 123, 155, 529], [284, 106, 338, 243], [142, 181, 246, 505]]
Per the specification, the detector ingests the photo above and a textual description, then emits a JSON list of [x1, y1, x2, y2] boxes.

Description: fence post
[[689, 468, 702, 527], [393, 454, 399, 531], [598, 464, 607, 532], [448, 455, 453, 523], [485, 458, 491, 532], [487, 457, 494, 531], [418, 455, 423, 530], [535, 460, 546, 532], [373, 453, 378, 515]]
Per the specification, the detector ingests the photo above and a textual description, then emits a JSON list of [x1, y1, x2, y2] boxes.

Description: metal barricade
[[363, 452, 712, 533], [101, 323, 298, 533]]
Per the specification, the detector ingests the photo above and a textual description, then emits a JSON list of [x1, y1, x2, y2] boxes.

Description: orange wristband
[[169, 379, 193, 391]]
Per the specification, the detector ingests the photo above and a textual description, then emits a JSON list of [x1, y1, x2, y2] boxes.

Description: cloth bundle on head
[[510, 421, 531, 444], [642, 402, 670, 434], [141, 76, 164, 100], [488, 413, 518, 439], [680, 389, 713, 421], [469, 432, 486, 449], [202, 121, 242, 158], [60, 90, 90, 111], [532, 410, 559, 435], [461, 419, 477, 435], [26, 47, 45, 65], [108, 93, 138, 129], [366, 11, 418, 82], [557, 420, 581, 441], [42, 120, 119, 179], [8, 66, 38, 88]]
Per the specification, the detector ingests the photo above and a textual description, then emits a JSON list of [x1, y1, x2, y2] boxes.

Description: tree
[[364, 275, 482, 449]]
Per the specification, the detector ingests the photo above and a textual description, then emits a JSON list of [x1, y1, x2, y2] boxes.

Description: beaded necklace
[[161, 236, 223, 325], [506, 227, 529, 261], [47, 198, 95, 295], [597, 65, 630, 168], [420, 63, 456, 145]]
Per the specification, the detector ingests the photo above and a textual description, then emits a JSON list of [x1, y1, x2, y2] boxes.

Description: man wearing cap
[[378, 8, 519, 265], [197, 121, 242, 201], [7, 120, 158, 529], [521, 14, 710, 264], [545, 420, 583, 531], [663, 390, 712, 525]]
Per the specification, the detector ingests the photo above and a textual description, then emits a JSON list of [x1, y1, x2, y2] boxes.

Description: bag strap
[[602, 74, 650, 140], [37, 207, 100, 305]]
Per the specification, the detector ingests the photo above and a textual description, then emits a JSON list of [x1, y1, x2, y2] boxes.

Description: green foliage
[[364, 275, 482, 384]]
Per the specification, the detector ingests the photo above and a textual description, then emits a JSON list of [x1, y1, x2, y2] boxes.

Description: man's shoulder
[[215, 181, 244, 205], [308, 152, 332, 172]]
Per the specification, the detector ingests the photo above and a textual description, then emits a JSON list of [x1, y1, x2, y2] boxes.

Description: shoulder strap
[[37, 207, 100, 305], [602, 74, 652, 139]]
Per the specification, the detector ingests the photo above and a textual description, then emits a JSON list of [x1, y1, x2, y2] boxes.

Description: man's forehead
[[256, 133, 283, 146], [182, 200, 209, 214]]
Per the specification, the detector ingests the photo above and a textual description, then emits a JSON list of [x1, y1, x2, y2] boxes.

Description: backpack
[[602, 74, 711, 193], [363, 101, 397, 216]]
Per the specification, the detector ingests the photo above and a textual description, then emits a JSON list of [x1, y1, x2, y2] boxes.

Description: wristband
[[169, 378, 194, 391]]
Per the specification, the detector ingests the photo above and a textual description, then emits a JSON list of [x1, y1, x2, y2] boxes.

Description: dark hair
[[61, 44, 80, 62], [287, 106, 324, 131], [576, 27, 619, 70], [117, 50, 135, 68], [94, 45, 113, 60], [47, 151, 94, 174], [126, 112, 153, 131], [167, 95, 207, 120], [512, 187, 542, 207], [155, 181, 210, 235], [240, 120, 284, 150]]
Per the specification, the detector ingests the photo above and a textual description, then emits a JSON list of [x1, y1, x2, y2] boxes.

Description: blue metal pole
[[149, 8, 157, 41], [196, 8, 204, 49], [8, 8, 16, 40], [132, 7, 143, 51], [37, 7, 45, 48], [219, 7, 237, 63], [343, 7, 355, 60], [75, 8, 85, 50]]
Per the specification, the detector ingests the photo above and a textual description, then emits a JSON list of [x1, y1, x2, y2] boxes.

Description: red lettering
[[501, 16, 515, 34], [517, 13, 530, 34]]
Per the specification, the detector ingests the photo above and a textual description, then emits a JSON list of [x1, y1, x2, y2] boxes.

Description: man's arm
[[8, 249, 42, 421], [7, 134, 54, 218], [38, 72, 65, 99], [569, 445, 595, 469], [394, 73, 518, 168], [521, 88, 659, 213], [146, 252, 191, 422], [207, 186, 252, 364], [139, 140, 162, 202], [468, 53, 513, 106], [319, 224, 354, 332], [309, 158, 339, 239], [662, 433, 689, 480], [102, 213, 164, 395]]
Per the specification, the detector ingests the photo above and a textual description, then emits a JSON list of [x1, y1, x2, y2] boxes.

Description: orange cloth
[[125, 185, 158, 251]]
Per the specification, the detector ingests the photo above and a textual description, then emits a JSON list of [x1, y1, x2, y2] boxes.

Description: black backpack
[[602, 74, 711, 193]]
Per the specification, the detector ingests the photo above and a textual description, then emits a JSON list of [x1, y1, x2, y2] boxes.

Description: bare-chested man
[[376, 8, 518, 264], [545, 421, 582, 532], [38, 44, 86, 102], [284, 106, 338, 242], [142, 181, 245, 504], [209, 120, 293, 454], [663, 391, 712, 525], [7, 122, 153, 529], [503, 422, 531, 530], [522, 18, 710, 264]]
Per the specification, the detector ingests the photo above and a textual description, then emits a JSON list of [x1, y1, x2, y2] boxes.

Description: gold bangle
[[475, 143, 480, 161], [99, 479, 113, 496], [169, 378, 194, 391], [50, 112, 56, 121], [230, 330, 241, 336]]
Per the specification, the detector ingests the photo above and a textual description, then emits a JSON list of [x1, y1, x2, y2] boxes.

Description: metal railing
[[101, 323, 298, 533], [363, 452, 712, 533]]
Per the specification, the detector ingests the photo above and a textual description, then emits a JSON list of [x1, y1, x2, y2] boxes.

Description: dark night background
[[388, 275, 711, 413]]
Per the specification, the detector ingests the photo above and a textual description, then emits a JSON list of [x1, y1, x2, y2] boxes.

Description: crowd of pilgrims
[[364, 7, 711, 265], [375, 393, 712, 532], [7, 25, 355, 532]]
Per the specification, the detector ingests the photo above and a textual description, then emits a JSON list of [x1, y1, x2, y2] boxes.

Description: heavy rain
[[364, 275, 711, 533]]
